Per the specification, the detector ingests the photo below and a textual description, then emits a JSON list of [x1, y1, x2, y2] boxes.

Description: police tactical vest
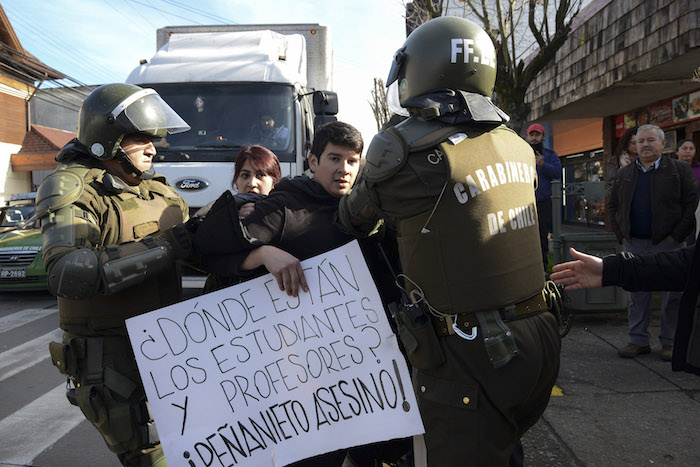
[[396, 127, 545, 314], [58, 171, 185, 333]]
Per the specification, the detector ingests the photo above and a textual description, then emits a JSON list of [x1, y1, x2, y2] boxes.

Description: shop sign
[[615, 89, 700, 136]]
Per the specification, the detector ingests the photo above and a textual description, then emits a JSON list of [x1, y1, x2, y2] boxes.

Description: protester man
[[38, 83, 194, 466], [607, 124, 698, 360], [193, 120, 409, 466], [551, 245, 700, 376], [337, 17, 561, 466], [526, 123, 562, 272]]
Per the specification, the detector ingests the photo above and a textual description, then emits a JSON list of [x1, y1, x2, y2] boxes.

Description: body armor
[[38, 160, 187, 332], [395, 126, 544, 314]]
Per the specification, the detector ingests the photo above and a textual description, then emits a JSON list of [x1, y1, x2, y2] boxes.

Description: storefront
[[550, 119, 606, 226], [545, 88, 700, 228], [523, 0, 700, 229], [614, 88, 700, 154]]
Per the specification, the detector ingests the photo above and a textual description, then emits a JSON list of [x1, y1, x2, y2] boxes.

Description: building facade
[[0, 4, 65, 202], [525, 0, 700, 225]]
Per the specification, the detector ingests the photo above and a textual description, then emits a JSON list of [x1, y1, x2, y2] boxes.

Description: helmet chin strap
[[115, 147, 155, 180]]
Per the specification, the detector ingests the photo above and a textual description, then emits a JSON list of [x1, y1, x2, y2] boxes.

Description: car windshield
[[0, 205, 36, 228], [17, 215, 39, 230]]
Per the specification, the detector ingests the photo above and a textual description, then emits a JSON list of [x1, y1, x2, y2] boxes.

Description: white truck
[[126, 24, 338, 211]]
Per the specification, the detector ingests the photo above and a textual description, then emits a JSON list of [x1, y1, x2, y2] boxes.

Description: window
[[149, 83, 296, 162], [562, 150, 605, 225]]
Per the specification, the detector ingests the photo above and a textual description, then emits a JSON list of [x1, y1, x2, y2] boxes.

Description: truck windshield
[[149, 83, 295, 162]]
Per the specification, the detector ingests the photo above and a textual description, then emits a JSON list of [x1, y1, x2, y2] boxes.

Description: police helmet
[[387, 17, 497, 104], [77, 83, 190, 161]]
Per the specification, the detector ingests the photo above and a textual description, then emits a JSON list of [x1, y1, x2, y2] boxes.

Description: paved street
[[1, 291, 699, 466]]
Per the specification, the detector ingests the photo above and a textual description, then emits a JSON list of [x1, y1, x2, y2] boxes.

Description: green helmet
[[387, 17, 497, 104], [77, 83, 190, 161]]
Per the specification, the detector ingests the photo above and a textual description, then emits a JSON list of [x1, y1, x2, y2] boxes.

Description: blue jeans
[[623, 237, 682, 347]]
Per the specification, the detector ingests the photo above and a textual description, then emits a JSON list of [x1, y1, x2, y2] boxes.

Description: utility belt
[[48, 334, 160, 453], [431, 289, 549, 337], [394, 284, 561, 371]]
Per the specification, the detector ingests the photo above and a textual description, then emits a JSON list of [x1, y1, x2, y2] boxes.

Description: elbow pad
[[47, 249, 101, 300], [49, 239, 175, 299], [338, 176, 383, 237]]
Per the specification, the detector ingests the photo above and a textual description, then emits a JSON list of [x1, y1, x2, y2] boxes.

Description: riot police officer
[[338, 17, 561, 466], [39, 83, 193, 467]]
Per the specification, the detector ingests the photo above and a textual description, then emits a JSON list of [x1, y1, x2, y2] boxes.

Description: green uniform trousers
[[54, 332, 165, 467], [415, 311, 561, 466]]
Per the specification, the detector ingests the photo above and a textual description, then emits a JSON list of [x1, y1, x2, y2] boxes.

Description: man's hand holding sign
[[126, 241, 423, 466]]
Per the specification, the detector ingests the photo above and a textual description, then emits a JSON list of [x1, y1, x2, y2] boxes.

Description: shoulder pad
[[393, 117, 461, 152], [364, 128, 408, 183], [36, 169, 86, 220]]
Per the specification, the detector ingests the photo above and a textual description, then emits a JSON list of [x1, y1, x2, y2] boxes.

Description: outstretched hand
[[550, 247, 604, 290]]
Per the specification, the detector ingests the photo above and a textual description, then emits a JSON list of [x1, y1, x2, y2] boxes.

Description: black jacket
[[195, 175, 401, 304], [195, 176, 353, 277], [602, 245, 700, 376], [608, 156, 698, 244]]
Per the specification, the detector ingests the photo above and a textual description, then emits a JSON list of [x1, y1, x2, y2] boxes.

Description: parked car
[[0, 215, 47, 291]]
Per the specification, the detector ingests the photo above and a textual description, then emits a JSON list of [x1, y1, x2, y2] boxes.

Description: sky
[[2, 0, 408, 148]]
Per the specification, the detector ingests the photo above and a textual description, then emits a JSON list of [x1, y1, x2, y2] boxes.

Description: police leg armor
[[49, 334, 164, 467]]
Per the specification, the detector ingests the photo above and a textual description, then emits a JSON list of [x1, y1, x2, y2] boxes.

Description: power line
[[143, 0, 172, 23], [2, 3, 118, 84], [158, 0, 238, 24], [126, 0, 205, 25], [32, 90, 83, 112], [101, 0, 157, 34], [0, 42, 86, 87]]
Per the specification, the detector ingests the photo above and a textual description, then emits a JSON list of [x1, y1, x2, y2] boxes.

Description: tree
[[369, 77, 392, 131], [405, 0, 583, 132]]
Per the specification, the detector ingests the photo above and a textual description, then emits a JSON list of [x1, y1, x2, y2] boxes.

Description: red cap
[[527, 123, 545, 134]]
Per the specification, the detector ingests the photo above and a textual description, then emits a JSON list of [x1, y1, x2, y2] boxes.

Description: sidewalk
[[522, 308, 700, 466]]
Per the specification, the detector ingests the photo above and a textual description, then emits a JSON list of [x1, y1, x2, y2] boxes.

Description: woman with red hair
[[203, 145, 282, 291]]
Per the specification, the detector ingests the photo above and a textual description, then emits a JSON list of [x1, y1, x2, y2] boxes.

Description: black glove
[[161, 222, 195, 259]]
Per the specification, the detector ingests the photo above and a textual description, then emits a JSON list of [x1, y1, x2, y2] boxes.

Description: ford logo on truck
[[176, 179, 208, 191]]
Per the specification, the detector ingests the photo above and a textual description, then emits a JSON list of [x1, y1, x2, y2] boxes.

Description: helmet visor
[[113, 89, 190, 136], [386, 49, 406, 86], [386, 81, 409, 117]]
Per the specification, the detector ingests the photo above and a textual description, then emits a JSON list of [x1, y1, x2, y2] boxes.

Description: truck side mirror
[[314, 115, 337, 130], [313, 91, 338, 115]]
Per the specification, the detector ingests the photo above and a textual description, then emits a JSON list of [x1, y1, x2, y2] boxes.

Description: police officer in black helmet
[[338, 17, 561, 466], [39, 83, 194, 467]]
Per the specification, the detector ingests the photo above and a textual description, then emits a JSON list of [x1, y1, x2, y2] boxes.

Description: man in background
[[526, 123, 562, 272], [608, 124, 698, 360]]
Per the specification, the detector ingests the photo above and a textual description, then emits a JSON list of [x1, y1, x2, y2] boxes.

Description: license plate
[[0, 268, 26, 279]]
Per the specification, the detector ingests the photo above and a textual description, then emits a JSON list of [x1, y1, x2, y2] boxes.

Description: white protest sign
[[126, 240, 424, 467]]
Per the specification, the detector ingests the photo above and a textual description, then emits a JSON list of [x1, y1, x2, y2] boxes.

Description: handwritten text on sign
[[126, 241, 424, 467]]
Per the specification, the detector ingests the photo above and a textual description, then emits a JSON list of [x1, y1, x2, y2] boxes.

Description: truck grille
[[0, 251, 39, 267]]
